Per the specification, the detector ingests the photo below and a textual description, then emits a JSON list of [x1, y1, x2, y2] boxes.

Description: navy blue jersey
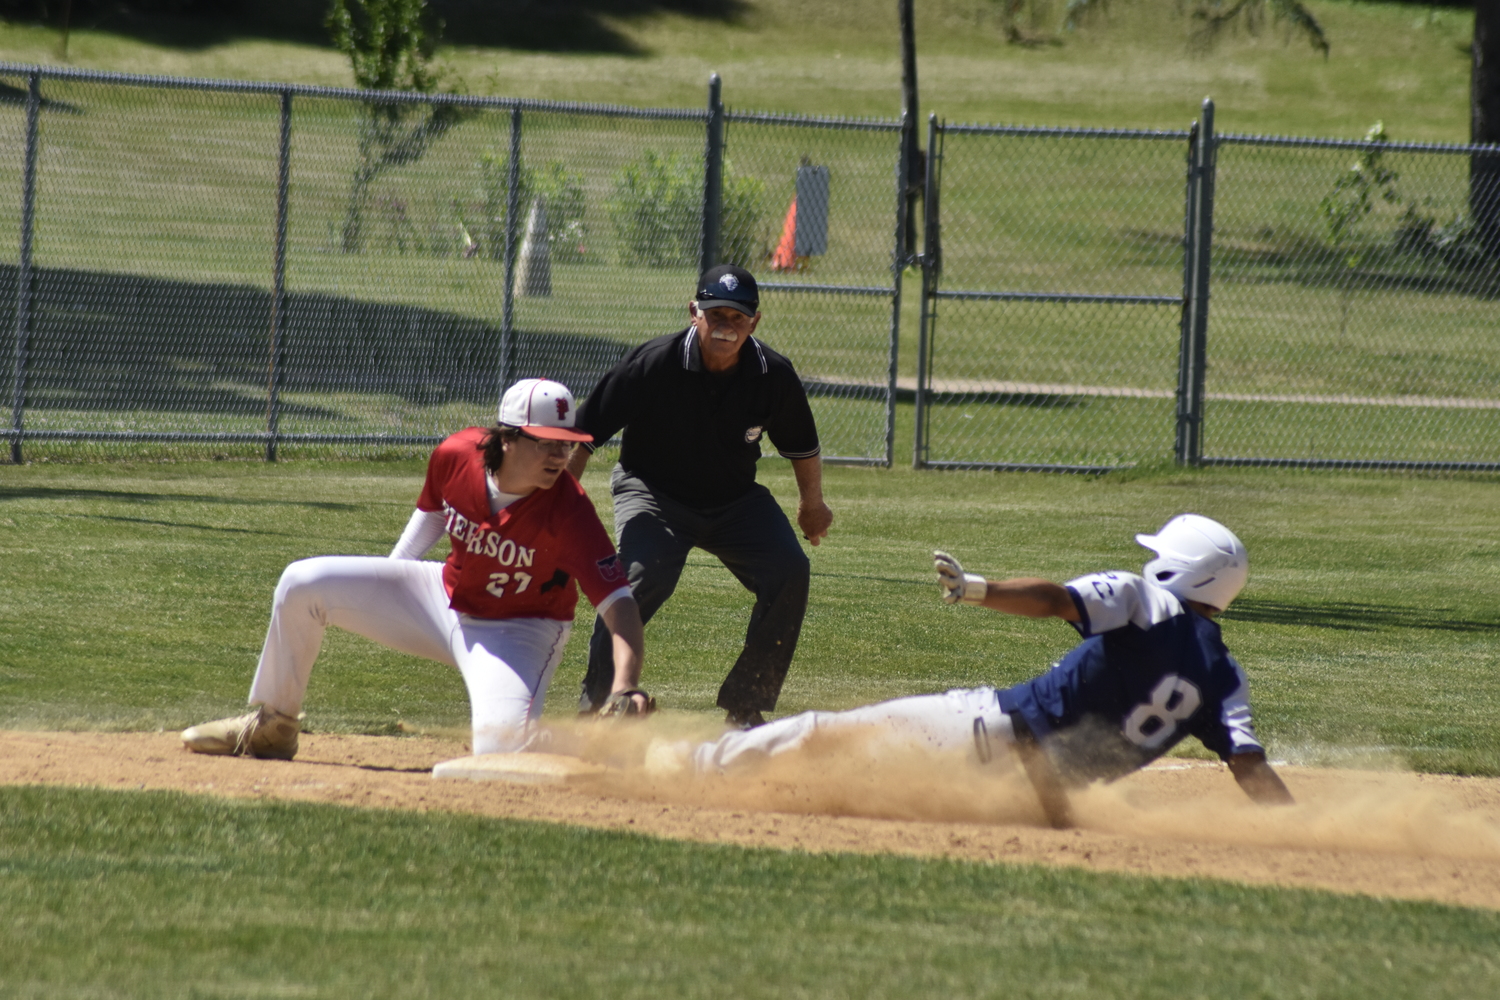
[[997, 571, 1263, 784]]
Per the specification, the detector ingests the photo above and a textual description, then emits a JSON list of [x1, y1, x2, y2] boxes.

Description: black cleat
[[725, 708, 766, 730]]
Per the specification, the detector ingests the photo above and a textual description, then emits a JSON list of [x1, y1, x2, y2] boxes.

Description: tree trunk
[[1473, 0, 1500, 257]]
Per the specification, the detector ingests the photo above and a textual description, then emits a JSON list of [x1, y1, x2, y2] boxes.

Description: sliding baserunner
[[670, 514, 1291, 826]]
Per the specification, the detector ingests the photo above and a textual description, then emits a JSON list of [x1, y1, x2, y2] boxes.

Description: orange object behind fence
[[770, 197, 800, 271]]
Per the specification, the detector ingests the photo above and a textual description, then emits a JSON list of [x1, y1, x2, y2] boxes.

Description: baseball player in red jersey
[[182, 379, 648, 760]]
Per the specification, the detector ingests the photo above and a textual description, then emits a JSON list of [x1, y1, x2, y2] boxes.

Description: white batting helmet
[[1135, 514, 1248, 612]]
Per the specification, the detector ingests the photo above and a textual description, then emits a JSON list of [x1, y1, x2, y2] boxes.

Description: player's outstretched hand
[[934, 550, 988, 605]]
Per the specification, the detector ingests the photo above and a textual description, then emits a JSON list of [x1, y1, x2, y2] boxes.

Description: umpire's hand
[[798, 499, 834, 546], [791, 455, 832, 546]]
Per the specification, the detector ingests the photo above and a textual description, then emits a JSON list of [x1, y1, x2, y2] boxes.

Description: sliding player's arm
[[933, 552, 1079, 620]]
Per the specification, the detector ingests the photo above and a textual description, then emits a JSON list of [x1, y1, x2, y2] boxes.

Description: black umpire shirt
[[575, 327, 821, 508]]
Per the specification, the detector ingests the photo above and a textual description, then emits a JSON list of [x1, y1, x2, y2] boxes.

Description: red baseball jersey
[[416, 427, 627, 621]]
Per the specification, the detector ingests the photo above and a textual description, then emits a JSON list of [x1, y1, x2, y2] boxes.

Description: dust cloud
[[1079, 765, 1500, 862], [558, 719, 1500, 866]]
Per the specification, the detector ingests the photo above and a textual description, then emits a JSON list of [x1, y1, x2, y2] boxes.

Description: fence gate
[[913, 117, 1194, 471]]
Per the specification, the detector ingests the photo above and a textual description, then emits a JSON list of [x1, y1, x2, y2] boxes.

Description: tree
[[1318, 122, 1400, 334], [1473, 0, 1500, 259], [327, 0, 439, 93], [326, 0, 466, 253], [1182, 0, 1327, 56], [1058, 0, 1328, 56]]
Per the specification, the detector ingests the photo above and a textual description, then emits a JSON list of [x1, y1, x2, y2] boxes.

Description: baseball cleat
[[181, 705, 302, 760]]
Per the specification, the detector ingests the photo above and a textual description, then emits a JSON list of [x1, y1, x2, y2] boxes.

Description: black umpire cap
[[695, 264, 759, 317]]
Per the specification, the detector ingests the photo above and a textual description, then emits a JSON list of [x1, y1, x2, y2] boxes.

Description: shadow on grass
[[0, 263, 630, 424], [811, 569, 930, 588], [1214, 239, 1500, 300], [434, 0, 752, 53], [1223, 598, 1500, 634], [684, 556, 935, 591], [0, 486, 361, 511], [15, 1, 750, 56], [42, 512, 303, 535], [2, 3, 331, 50], [932, 393, 1086, 409], [0, 80, 82, 114], [1123, 228, 1500, 300]]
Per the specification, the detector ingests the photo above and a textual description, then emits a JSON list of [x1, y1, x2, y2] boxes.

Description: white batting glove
[[934, 550, 988, 605]]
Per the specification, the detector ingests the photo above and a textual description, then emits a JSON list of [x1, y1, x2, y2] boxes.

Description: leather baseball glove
[[598, 688, 658, 718]]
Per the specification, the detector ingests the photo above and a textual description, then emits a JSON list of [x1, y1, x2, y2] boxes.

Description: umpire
[[568, 264, 833, 728]]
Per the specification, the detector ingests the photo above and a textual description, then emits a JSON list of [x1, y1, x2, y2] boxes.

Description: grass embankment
[[0, 1, 1477, 137]]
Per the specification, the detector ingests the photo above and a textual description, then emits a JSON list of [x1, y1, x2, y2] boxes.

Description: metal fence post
[[9, 70, 40, 465], [265, 88, 292, 462], [700, 73, 724, 274], [884, 112, 913, 468], [500, 104, 522, 393], [1175, 99, 1215, 466], [913, 113, 940, 469], [1175, 120, 1199, 465]]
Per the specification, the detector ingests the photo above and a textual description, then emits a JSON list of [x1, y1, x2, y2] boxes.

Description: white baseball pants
[[247, 556, 570, 755], [691, 686, 1016, 772]]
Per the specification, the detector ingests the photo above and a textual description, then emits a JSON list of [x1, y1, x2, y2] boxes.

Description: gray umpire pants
[[581, 465, 810, 716]]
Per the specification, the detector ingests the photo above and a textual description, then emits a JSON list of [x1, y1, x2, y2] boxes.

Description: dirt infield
[[4, 728, 1499, 911]]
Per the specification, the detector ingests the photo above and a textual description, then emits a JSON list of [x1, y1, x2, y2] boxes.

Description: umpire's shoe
[[181, 705, 302, 760], [725, 708, 766, 731]]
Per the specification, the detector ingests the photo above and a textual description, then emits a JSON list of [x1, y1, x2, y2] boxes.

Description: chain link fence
[[1, 66, 903, 465], [1204, 131, 1500, 469], [4, 75, 288, 459], [915, 105, 1500, 472], [913, 120, 1190, 471], [724, 111, 904, 464], [278, 92, 710, 459], [2, 65, 1497, 473]]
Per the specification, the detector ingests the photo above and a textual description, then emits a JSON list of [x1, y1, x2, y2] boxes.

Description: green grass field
[[5, 785, 1499, 999], [3, 458, 1500, 996], [2, 5, 1499, 996], [3, 458, 1497, 771]]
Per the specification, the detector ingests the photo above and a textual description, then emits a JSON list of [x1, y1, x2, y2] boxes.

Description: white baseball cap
[[497, 378, 592, 443]]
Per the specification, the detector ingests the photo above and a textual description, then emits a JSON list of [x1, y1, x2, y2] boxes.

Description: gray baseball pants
[[581, 466, 810, 715]]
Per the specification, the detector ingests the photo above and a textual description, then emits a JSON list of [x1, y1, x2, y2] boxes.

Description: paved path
[[813, 376, 1500, 410]]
